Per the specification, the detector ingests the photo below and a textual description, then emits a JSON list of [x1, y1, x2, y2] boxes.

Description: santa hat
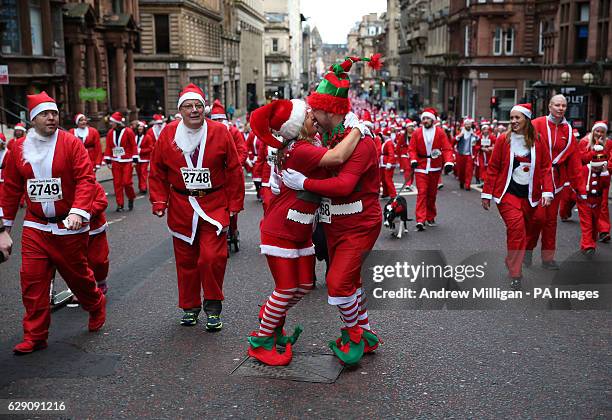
[[511, 103, 532, 119], [592, 120, 608, 132], [75, 113, 86, 126], [480, 119, 490, 128], [308, 54, 382, 115], [209, 99, 227, 120], [151, 114, 164, 125], [14, 122, 26, 132], [27, 91, 58, 121], [250, 99, 307, 149], [590, 151, 609, 167], [383, 128, 391, 136], [463, 117, 474, 124], [573, 128, 580, 138], [109, 112, 125, 125], [421, 107, 438, 121], [406, 119, 416, 127], [177, 83, 206, 109], [174, 113, 182, 120], [137, 120, 147, 128]]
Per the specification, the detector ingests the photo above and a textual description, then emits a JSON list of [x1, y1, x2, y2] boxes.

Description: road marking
[[108, 216, 127, 225]]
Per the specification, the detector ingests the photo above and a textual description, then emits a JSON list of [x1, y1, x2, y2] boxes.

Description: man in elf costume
[[104, 112, 138, 212], [282, 55, 383, 366], [149, 84, 244, 330]]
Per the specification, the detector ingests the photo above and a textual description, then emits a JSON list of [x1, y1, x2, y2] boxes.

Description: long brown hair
[[505, 116, 537, 148]]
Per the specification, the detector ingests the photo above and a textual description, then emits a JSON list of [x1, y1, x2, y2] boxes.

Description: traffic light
[[490, 96, 499, 109]]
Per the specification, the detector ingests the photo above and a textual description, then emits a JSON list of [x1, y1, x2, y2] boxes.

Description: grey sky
[[301, 0, 387, 44]]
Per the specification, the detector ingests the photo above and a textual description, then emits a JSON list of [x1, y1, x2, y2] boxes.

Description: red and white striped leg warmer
[[285, 283, 313, 311], [337, 295, 359, 328], [258, 288, 295, 336], [356, 287, 371, 331]]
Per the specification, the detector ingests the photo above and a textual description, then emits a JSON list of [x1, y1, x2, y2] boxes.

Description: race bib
[[27, 178, 62, 202], [512, 163, 531, 185], [481, 138, 491, 147], [319, 198, 332, 224], [431, 149, 441, 159], [112, 147, 125, 158], [180, 167, 212, 189]]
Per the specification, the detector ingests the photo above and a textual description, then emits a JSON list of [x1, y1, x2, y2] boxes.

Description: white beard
[[75, 126, 89, 140], [23, 128, 58, 164], [174, 120, 205, 154]]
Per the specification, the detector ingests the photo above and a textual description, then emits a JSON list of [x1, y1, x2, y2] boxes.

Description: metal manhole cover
[[230, 352, 343, 384]]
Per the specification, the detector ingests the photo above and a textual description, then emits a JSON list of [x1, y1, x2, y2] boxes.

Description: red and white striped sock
[[356, 288, 371, 331], [258, 288, 295, 337], [285, 283, 313, 311], [337, 295, 359, 328]]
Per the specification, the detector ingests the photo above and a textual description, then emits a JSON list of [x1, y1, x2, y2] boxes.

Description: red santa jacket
[[532, 116, 578, 193], [149, 119, 245, 244], [104, 127, 138, 163], [150, 124, 165, 142], [396, 131, 409, 158], [481, 133, 557, 207], [577, 137, 612, 166], [380, 138, 396, 167], [136, 131, 155, 162], [245, 131, 259, 170], [70, 126, 102, 169], [580, 165, 610, 205], [229, 125, 248, 166], [477, 133, 497, 166], [408, 126, 453, 174], [90, 181, 108, 235], [0, 142, 8, 184], [0, 129, 95, 233]]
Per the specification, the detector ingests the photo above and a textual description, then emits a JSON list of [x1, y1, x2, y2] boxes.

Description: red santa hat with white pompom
[[249, 99, 307, 149]]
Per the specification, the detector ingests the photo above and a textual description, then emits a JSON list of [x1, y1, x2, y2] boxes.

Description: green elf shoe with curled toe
[[247, 332, 293, 366], [275, 325, 303, 347], [362, 329, 381, 353], [329, 325, 365, 366]]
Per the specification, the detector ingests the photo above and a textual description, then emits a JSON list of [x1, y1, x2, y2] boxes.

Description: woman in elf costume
[[246, 98, 367, 366]]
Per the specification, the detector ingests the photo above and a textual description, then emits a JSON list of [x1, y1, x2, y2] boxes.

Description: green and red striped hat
[[308, 54, 382, 115]]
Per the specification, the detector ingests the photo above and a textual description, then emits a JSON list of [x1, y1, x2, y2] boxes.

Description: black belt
[[42, 214, 69, 223], [297, 190, 322, 204], [172, 185, 222, 197], [418, 154, 432, 158]]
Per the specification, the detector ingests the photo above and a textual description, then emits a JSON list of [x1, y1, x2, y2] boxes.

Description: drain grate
[[231, 352, 343, 384]]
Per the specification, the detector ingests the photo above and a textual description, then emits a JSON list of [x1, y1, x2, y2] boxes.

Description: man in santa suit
[[282, 54, 383, 366], [398, 120, 415, 188], [476, 120, 496, 185], [149, 84, 245, 330], [454, 117, 479, 191], [525, 95, 582, 269], [0, 91, 106, 354], [135, 120, 155, 193], [380, 127, 397, 198], [70, 113, 102, 171], [10, 122, 27, 151], [245, 130, 261, 197], [409, 107, 454, 231], [149, 114, 166, 142], [104, 112, 138, 212]]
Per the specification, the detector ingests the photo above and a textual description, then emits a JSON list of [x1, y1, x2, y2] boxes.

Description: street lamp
[[560, 71, 571, 84], [582, 72, 595, 85]]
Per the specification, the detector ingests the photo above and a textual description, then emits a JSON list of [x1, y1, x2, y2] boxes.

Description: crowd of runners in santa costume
[[149, 83, 245, 330], [104, 111, 138, 212]]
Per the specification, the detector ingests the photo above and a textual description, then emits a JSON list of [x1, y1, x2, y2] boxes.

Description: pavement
[[0, 171, 610, 419]]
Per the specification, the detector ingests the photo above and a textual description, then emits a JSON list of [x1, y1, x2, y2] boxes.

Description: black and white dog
[[383, 196, 412, 239]]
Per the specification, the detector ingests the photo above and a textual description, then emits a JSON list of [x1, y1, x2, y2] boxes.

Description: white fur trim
[[593, 144, 604, 152], [511, 105, 532, 119], [210, 113, 226, 120], [174, 120, 206, 154], [590, 160, 607, 167], [75, 113, 86, 126], [260, 244, 315, 258], [592, 122, 608, 132], [109, 116, 124, 124], [30, 102, 58, 120], [480, 193, 493, 199], [278, 99, 307, 140], [421, 111, 436, 121], [287, 209, 315, 224], [69, 208, 90, 221], [89, 222, 108, 236], [177, 91, 205, 108]]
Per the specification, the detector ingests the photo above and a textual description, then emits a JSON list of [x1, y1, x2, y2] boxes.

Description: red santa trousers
[[526, 193, 561, 262], [598, 188, 610, 234], [135, 162, 149, 192], [380, 168, 397, 197], [496, 193, 537, 278], [111, 162, 136, 207], [414, 171, 442, 223], [265, 252, 315, 290], [324, 224, 381, 302], [400, 158, 413, 185], [88, 231, 109, 284], [455, 155, 474, 189], [171, 220, 227, 309], [20, 228, 104, 341], [558, 187, 576, 220], [577, 200, 602, 250]]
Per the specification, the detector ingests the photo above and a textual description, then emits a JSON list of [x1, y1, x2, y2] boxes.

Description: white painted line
[[107, 216, 127, 225]]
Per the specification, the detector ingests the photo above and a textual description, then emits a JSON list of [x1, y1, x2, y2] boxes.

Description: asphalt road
[[0, 171, 610, 419]]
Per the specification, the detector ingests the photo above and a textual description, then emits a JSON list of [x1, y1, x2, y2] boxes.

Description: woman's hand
[[481, 198, 491, 210]]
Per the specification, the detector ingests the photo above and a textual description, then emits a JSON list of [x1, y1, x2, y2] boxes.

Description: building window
[[154, 15, 170, 54], [464, 25, 470, 57], [135, 77, 165, 119], [492, 88, 516, 121], [504, 27, 514, 55], [574, 25, 588, 61], [493, 27, 502, 55], [0, 0, 21, 54], [30, 0, 43, 56], [578, 3, 590, 21], [538, 21, 544, 55], [272, 38, 278, 52], [112, 0, 123, 14], [270, 63, 281, 78], [599, 0, 610, 18]]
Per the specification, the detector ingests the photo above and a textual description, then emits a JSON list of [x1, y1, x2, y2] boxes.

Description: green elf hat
[[307, 54, 382, 115]]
